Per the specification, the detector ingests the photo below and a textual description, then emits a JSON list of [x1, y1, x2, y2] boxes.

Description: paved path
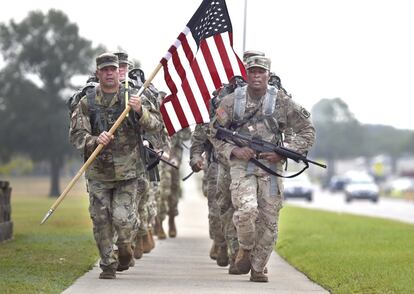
[[63, 178, 327, 294]]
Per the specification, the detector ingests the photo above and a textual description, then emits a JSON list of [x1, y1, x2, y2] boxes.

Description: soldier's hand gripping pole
[[40, 63, 163, 225]]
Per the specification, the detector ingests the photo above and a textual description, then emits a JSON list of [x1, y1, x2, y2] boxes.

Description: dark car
[[328, 175, 348, 192], [284, 175, 314, 202]]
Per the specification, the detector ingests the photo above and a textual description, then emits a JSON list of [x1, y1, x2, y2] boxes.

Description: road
[[286, 186, 414, 224]]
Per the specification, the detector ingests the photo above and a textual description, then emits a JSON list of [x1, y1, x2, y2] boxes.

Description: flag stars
[[189, 0, 231, 44]]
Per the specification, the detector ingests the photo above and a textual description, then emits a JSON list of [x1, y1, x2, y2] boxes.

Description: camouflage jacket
[[69, 85, 163, 181], [169, 128, 192, 166], [211, 86, 315, 170], [190, 123, 218, 169]]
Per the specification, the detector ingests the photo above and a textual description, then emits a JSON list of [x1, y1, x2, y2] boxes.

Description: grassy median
[[277, 205, 414, 294], [0, 178, 97, 294]]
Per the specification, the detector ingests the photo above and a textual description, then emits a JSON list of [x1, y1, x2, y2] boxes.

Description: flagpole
[[40, 63, 163, 225], [243, 0, 247, 52]]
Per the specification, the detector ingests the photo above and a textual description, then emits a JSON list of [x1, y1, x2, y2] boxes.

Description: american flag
[[160, 0, 246, 136]]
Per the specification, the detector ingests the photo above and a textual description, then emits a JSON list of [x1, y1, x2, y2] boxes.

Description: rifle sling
[[249, 157, 309, 178]]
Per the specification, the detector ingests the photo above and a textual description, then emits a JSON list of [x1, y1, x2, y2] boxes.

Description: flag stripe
[[222, 32, 245, 77], [199, 40, 222, 90], [159, 100, 176, 136], [171, 47, 202, 124], [180, 34, 211, 109], [206, 36, 228, 88]]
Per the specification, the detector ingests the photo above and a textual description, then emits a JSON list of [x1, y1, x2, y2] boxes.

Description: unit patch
[[300, 107, 311, 118]]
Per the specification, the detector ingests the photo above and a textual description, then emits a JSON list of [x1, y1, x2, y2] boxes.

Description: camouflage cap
[[96, 53, 119, 69], [243, 50, 265, 62], [114, 51, 132, 66], [245, 56, 271, 71]]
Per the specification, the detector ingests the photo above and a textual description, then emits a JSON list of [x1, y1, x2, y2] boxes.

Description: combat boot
[[99, 268, 116, 279], [117, 244, 133, 271], [250, 267, 268, 282], [134, 236, 144, 259], [235, 248, 251, 274], [168, 215, 177, 238], [209, 241, 218, 260], [228, 256, 241, 275], [216, 245, 229, 267], [117, 256, 135, 272], [148, 228, 155, 250], [142, 232, 152, 254], [155, 217, 167, 240]]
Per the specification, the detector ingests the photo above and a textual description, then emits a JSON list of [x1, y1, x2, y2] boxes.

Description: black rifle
[[145, 146, 179, 170], [215, 126, 326, 178]]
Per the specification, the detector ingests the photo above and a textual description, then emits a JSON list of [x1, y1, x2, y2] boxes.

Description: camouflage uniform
[[212, 56, 315, 274], [216, 161, 239, 259], [69, 77, 162, 272], [190, 124, 225, 246], [159, 128, 191, 218]]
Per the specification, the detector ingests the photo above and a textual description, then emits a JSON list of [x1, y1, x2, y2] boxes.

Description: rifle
[[215, 126, 326, 178], [182, 171, 194, 181], [145, 146, 178, 170]]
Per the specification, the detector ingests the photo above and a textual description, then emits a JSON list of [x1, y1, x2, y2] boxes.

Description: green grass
[[0, 193, 97, 294], [277, 206, 414, 294]]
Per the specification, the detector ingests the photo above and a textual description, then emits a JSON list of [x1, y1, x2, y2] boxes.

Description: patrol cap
[[114, 51, 132, 66], [245, 56, 271, 71], [96, 53, 119, 69], [243, 50, 265, 62]]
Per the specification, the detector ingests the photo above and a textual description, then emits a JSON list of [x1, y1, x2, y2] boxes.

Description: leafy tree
[[0, 9, 103, 196], [311, 98, 414, 179], [311, 98, 363, 179]]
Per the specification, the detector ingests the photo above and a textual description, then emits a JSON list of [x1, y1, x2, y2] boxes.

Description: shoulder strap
[[86, 88, 106, 134], [232, 85, 247, 122]]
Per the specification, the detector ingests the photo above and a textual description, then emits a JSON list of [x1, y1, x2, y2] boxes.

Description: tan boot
[[209, 241, 218, 260], [99, 268, 116, 279], [228, 256, 242, 275], [148, 228, 155, 250], [168, 215, 177, 238], [133, 236, 144, 259], [235, 248, 251, 274], [117, 244, 133, 271], [216, 245, 229, 267], [250, 267, 268, 282], [142, 233, 152, 254], [155, 218, 167, 240]]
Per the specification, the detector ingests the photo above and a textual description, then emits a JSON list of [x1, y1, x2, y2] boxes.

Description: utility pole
[[243, 0, 247, 52]]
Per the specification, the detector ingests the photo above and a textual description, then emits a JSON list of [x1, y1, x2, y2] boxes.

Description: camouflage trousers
[[217, 162, 239, 257], [206, 161, 225, 246], [146, 181, 158, 227], [136, 177, 150, 237], [229, 161, 283, 272], [88, 178, 139, 271], [158, 162, 180, 220]]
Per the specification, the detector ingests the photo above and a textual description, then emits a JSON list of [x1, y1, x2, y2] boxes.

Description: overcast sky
[[1, 0, 413, 130]]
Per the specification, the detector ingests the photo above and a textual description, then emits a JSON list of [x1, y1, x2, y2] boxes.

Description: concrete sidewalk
[[63, 178, 327, 294]]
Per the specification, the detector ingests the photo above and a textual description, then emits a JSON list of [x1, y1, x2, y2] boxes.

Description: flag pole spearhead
[[40, 209, 54, 225]]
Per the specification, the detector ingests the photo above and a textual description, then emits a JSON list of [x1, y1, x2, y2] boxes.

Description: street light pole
[[243, 0, 247, 52]]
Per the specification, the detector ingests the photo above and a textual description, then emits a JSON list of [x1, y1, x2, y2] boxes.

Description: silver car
[[284, 174, 314, 202], [344, 172, 379, 203]]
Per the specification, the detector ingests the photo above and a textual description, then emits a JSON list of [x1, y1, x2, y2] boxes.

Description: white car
[[283, 174, 314, 202], [344, 172, 379, 203]]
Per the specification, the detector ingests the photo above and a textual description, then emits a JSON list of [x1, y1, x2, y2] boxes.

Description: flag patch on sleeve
[[216, 107, 229, 126]]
